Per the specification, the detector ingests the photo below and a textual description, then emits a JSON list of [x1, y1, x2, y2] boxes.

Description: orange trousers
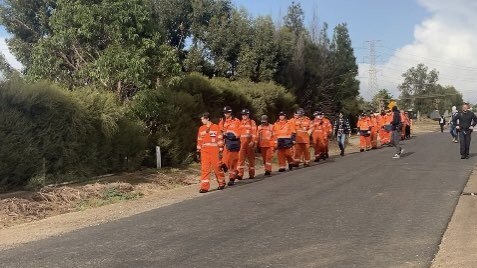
[[260, 147, 274, 172], [277, 148, 294, 169], [200, 147, 225, 191], [238, 140, 255, 178], [312, 136, 326, 158], [223, 149, 239, 180], [370, 130, 378, 148], [380, 130, 390, 145], [359, 135, 371, 150], [294, 143, 310, 164]]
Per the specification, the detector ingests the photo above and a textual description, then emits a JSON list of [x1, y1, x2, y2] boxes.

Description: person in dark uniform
[[453, 103, 477, 159]]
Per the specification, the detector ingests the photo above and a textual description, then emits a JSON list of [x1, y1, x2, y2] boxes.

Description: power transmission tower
[[365, 40, 380, 102]]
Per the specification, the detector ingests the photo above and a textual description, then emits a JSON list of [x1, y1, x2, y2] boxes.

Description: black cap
[[241, 108, 250, 115], [223, 106, 232, 113], [295, 108, 305, 115], [201, 112, 210, 119], [278, 111, 286, 116], [313, 111, 323, 116]]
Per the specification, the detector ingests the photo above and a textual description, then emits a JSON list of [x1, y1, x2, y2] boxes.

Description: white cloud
[[359, 0, 477, 103], [0, 37, 23, 71]]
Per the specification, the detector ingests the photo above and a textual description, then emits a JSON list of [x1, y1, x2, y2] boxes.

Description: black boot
[[314, 157, 320, 162], [288, 163, 293, 171], [265, 171, 271, 176], [278, 168, 286, 172], [217, 185, 225, 190], [340, 150, 344, 156], [199, 189, 208, 193], [227, 180, 235, 186]]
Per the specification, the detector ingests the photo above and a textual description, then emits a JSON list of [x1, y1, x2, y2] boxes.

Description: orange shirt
[[219, 117, 241, 139], [197, 123, 223, 151], [310, 118, 333, 136], [258, 124, 274, 148], [273, 119, 296, 143], [290, 116, 311, 143], [238, 118, 257, 142], [357, 117, 372, 131]]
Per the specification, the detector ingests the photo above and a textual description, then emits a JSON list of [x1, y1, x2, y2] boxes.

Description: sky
[[232, 0, 477, 103], [2, 0, 477, 102]]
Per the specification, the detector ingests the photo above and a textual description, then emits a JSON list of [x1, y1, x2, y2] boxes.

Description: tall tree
[[398, 63, 439, 112], [329, 23, 360, 114], [236, 15, 277, 82], [26, 0, 181, 99], [0, 0, 56, 70], [371, 89, 394, 110]]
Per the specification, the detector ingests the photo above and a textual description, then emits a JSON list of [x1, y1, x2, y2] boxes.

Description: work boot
[[264, 171, 271, 176], [340, 150, 344, 156], [288, 163, 293, 171], [466, 155, 470, 159], [236, 175, 243, 180], [278, 168, 286, 172], [227, 180, 235, 186], [248, 176, 255, 180], [199, 189, 208, 193], [314, 157, 320, 162], [360, 149, 364, 152], [304, 163, 310, 167], [217, 185, 225, 190]]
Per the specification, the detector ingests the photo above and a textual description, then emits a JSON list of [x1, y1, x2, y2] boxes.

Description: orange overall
[[238, 118, 258, 178], [197, 123, 226, 191], [379, 113, 392, 145], [273, 119, 296, 170], [357, 116, 372, 150], [310, 118, 332, 159], [290, 116, 311, 165], [369, 115, 379, 149], [219, 117, 241, 181], [258, 123, 274, 173]]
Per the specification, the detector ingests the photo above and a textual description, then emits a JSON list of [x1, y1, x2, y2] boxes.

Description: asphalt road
[[1, 132, 476, 268]]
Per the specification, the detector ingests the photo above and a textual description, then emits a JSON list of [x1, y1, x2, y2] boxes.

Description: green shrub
[[0, 82, 147, 190]]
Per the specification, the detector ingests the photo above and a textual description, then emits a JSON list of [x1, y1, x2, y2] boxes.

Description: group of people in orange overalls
[[357, 110, 412, 152], [196, 107, 337, 193]]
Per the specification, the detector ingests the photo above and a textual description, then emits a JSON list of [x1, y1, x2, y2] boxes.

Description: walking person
[[453, 103, 477, 159], [390, 106, 404, 159], [257, 115, 274, 176], [450, 106, 459, 143], [439, 115, 446, 133], [196, 112, 226, 193], [333, 112, 351, 156]]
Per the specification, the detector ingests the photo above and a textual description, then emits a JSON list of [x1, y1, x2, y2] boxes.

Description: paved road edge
[[432, 165, 477, 267]]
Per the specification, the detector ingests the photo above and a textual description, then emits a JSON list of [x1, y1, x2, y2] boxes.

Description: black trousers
[[459, 131, 472, 156], [439, 124, 444, 132]]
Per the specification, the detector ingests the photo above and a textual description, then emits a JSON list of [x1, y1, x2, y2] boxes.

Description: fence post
[[156, 146, 162, 169]]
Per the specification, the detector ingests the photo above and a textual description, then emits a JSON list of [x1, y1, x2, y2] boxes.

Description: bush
[[0, 82, 146, 190]]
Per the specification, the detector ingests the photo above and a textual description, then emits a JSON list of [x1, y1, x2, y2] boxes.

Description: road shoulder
[[432, 165, 477, 267]]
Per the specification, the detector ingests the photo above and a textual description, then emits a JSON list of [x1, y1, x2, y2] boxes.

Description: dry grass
[[0, 168, 200, 229]]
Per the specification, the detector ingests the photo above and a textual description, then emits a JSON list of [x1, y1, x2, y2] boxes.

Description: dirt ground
[[0, 119, 438, 250]]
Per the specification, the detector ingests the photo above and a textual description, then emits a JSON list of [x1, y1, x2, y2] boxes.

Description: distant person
[[449, 106, 459, 143], [439, 115, 446, 133], [333, 112, 351, 156], [390, 106, 404, 159], [453, 103, 477, 159]]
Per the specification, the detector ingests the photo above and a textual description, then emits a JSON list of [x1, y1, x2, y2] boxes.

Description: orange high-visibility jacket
[[219, 117, 241, 139], [310, 118, 333, 136], [369, 116, 378, 132], [357, 117, 373, 131], [197, 123, 223, 151], [238, 118, 258, 143], [290, 116, 311, 143], [273, 119, 296, 145], [258, 124, 274, 148]]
